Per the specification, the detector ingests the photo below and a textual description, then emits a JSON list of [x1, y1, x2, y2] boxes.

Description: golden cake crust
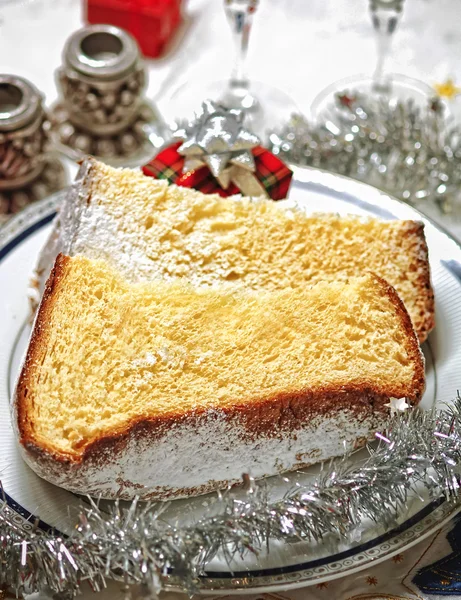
[[394, 220, 434, 342]]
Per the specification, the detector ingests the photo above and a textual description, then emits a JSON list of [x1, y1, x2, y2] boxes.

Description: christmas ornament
[[143, 101, 292, 199], [49, 24, 158, 167], [434, 78, 461, 100], [2, 395, 461, 598], [269, 92, 461, 215], [384, 397, 410, 416], [175, 100, 261, 192], [0, 75, 66, 224]]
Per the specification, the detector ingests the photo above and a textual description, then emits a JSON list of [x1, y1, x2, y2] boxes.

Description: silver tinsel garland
[[2, 396, 461, 597], [269, 93, 461, 215]]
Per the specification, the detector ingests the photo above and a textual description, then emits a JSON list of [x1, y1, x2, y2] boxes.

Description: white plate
[[1, 167, 461, 595]]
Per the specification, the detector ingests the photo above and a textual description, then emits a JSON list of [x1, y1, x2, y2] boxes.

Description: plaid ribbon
[[142, 142, 292, 200]]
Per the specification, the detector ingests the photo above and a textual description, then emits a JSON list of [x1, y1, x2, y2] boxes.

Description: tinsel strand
[[269, 93, 461, 215], [1, 396, 461, 597]]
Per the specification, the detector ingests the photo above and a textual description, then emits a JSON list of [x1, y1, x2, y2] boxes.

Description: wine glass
[[311, 0, 435, 121], [163, 0, 299, 143]]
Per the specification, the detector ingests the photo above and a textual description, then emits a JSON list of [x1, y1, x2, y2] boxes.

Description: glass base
[[311, 73, 438, 122], [160, 79, 299, 144]]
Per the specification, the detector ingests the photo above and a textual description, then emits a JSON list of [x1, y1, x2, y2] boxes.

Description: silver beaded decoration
[[49, 25, 160, 167], [0, 75, 66, 224]]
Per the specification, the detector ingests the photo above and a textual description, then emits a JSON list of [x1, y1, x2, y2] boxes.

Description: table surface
[[3, 1, 461, 598]]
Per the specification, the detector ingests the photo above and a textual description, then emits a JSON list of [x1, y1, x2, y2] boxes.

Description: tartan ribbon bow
[[142, 142, 292, 200]]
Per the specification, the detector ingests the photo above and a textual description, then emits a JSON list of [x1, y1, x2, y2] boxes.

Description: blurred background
[[2, 0, 461, 118]]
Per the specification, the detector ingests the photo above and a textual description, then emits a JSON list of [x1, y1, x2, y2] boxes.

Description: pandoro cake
[[15, 254, 425, 500], [30, 158, 434, 342]]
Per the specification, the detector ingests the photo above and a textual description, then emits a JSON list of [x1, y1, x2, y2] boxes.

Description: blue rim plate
[[1, 167, 461, 595]]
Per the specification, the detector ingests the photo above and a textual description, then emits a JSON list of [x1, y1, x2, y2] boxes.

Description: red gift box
[[142, 142, 293, 200], [85, 0, 182, 58]]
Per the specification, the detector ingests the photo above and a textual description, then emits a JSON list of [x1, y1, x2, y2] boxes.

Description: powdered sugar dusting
[[19, 407, 386, 500], [131, 352, 158, 368]]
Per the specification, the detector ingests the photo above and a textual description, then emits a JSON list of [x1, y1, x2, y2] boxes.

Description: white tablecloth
[[3, 0, 461, 115]]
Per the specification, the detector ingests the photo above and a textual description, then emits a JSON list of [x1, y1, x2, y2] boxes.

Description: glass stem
[[369, 0, 404, 93], [224, 0, 257, 93]]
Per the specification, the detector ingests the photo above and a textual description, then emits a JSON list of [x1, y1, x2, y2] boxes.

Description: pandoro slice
[[16, 254, 425, 500], [31, 158, 434, 342]]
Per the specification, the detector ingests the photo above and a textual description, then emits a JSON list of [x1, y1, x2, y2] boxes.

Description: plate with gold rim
[[1, 166, 461, 595]]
